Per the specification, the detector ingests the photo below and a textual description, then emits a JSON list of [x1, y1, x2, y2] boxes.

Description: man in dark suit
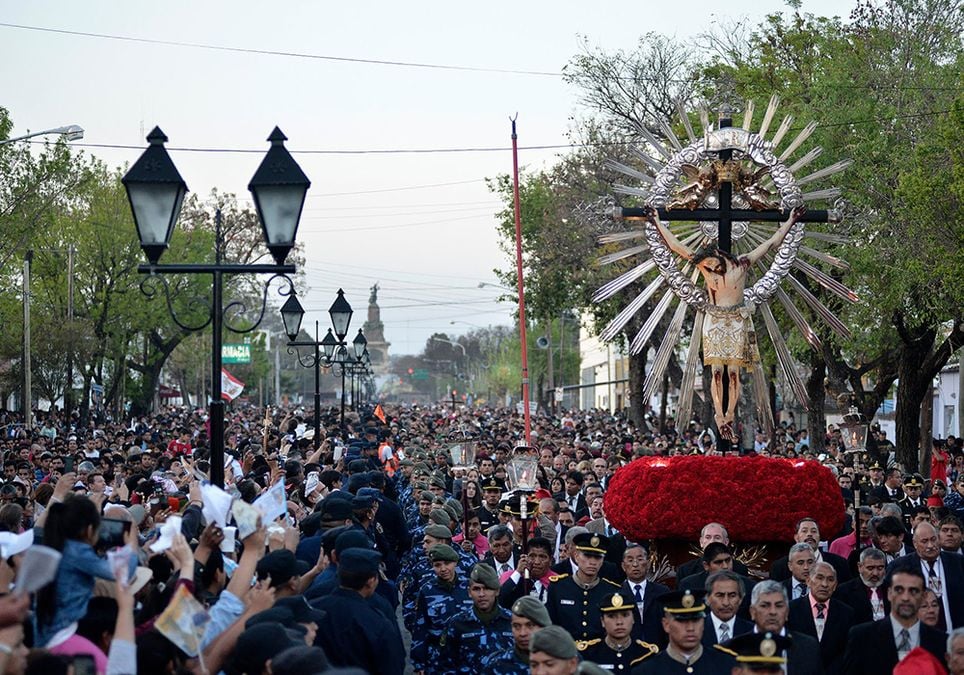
[[842, 566, 948, 673], [741, 579, 824, 675], [680, 543, 755, 621], [770, 517, 851, 583], [619, 542, 669, 642], [702, 570, 753, 649], [888, 521, 964, 629], [870, 466, 905, 503], [787, 561, 854, 674], [676, 522, 750, 580], [780, 543, 816, 603], [482, 524, 522, 575], [834, 547, 889, 624], [555, 470, 589, 521]]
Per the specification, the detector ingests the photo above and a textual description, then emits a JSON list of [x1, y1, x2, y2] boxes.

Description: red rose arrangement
[[604, 455, 845, 543]]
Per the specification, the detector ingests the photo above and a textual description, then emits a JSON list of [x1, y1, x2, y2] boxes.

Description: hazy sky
[[1, 0, 851, 354]]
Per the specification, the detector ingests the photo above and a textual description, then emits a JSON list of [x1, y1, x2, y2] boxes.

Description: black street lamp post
[[283, 289, 361, 440], [123, 127, 308, 487]]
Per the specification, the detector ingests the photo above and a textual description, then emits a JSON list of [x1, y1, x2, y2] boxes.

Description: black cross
[[619, 117, 834, 452]]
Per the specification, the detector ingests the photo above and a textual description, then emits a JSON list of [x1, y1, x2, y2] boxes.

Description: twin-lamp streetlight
[[122, 126, 309, 487], [281, 290, 370, 441]]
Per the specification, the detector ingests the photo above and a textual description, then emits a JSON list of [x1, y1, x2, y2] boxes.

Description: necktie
[[815, 603, 826, 641], [869, 587, 884, 619], [501, 563, 510, 575], [633, 584, 643, 603], [897, 628, 911, 654], [927, 561, 947, 630], [718, 622, 730, 643], [797, 582, 808, 599]]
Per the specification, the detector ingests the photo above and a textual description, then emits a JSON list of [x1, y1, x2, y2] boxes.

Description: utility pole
[[23, 251, 32, 429], [546, 322, 555, 413], [65, 244, 75, 423]]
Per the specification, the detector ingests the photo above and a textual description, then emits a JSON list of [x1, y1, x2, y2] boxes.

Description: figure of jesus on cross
[[641, 205, 806, 441]]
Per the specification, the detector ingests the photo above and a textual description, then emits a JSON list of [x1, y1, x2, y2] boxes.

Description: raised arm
[[745, 206, 805, 266], [646, 207, 694, 261]]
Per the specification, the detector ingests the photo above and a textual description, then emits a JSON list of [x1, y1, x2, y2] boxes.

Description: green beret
[[444, 497, 464, 520], [429, 509, 451, 526], [428, 544, 459, 563], [511, 596, 551, 627], [418, 490, 434, 502], [442, 503, 460, 523], [530, 625, 577, 659], [469, 563, 500, 591], [429, 475, 446, 490], [399, 459, 415, 467], [424, 524, 453, 540]]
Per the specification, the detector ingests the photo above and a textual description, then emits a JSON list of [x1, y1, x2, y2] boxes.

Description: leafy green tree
[[699, 0, 963, 468]]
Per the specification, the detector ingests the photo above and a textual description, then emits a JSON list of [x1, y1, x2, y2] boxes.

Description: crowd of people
[[0, 403, 960, 674]]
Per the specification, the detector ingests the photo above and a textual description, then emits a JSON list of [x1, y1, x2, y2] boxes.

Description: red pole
[[510, 117, 532, 445]]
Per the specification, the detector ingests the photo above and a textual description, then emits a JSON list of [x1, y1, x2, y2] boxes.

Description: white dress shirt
[[629, 580, 648, 614], [920, 557, 952, 627], [711, 613, 736, 643]]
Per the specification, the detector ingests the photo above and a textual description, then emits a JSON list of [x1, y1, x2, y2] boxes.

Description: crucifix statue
[[592, 98, 857, 451], [642, 204, 804, 440]]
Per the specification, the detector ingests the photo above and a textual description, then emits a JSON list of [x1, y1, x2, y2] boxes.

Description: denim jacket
[[37, 539, 138, 646]]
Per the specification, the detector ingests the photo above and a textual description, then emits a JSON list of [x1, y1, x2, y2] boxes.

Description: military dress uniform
[[545, 533, 621, 641], [478, 477, 503, 534], [723, 632, 792, 675], [630, 645, 737, 675], [580, 638, 659, 672], [578, 591, 659, 672], [629, 589, 737, 675]]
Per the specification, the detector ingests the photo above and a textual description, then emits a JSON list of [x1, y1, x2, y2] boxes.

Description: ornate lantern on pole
[[840, 406, 869, 455], [448, 441, 478, 471]]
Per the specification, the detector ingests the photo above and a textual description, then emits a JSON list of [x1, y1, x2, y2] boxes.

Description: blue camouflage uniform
[[410, 578, 473, 674], [401, 547, 478, 630], [441, 605, 514, 675], [480, 647, 531, 675]]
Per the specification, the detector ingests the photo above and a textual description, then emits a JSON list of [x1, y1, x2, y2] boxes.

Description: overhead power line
[[0, 22, 562, 77], [2, 22, 961, 92], [21, 110, 955, 156]]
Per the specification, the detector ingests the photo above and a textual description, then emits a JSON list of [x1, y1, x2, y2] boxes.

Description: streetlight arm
[[286, 342, 339, 370], [0, 124, 84, 146], [223, 274, 295, 335], [139, 275, 214, 332], [428, 336, 466, 356]]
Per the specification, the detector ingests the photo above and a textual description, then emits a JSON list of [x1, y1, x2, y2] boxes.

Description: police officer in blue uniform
[[441, 563, 513, 674], [311, 548, 406, 675]]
